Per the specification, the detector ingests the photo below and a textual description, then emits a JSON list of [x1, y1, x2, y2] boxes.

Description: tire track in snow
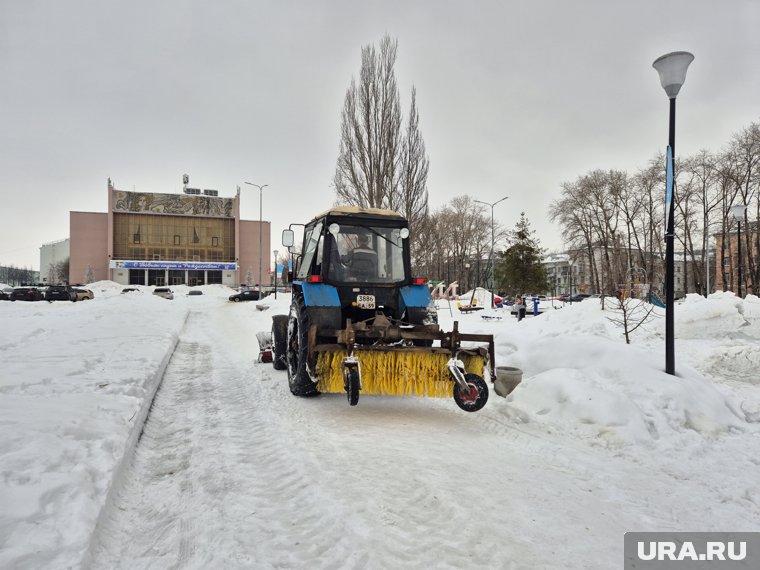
[[87, 310, 362, 569]]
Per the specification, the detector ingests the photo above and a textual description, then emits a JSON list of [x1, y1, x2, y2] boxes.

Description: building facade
[[39, 238, 70, 284], [70, 180, 270, 287], [715, 222, 758, 296]]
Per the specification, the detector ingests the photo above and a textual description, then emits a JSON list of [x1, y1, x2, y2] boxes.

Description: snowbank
[[0, 282, 192, 569], [442, 296, 755, 448]]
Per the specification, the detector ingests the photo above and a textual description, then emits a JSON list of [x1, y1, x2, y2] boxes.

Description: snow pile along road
[[0, 283, 189, 569]]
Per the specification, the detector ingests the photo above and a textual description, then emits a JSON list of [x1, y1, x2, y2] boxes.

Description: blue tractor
[[270, 207, 497, 412]]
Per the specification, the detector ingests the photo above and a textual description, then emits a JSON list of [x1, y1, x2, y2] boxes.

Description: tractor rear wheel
[[286, 295, 319, 397], [271, 315, 288, 370], [453, 373, 489, 412]]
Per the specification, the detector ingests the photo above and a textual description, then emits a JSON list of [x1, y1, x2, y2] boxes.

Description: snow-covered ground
[[1, 283, 758, 569]]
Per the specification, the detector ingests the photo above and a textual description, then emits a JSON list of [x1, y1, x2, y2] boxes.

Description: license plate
[[357, 294, 375, 309]]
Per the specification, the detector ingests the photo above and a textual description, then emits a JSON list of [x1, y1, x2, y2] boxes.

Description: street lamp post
[[730, 204, 747, 298], [474, 196, 508, 308], [273, 249, 279, 300], [653, 50, 694, 376], [244, 182, 269, 294]]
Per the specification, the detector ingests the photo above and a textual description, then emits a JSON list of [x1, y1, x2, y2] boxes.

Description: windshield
[[326, 224, 407, 284]]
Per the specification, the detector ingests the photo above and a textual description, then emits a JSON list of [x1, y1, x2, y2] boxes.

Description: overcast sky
[[2, 0, 758, 270]]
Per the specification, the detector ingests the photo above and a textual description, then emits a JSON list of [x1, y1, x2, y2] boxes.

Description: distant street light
[[474, 196, 508, 307], [653, 50, 694, 376], [730, 203, 748, 298], [244, 182, 269, 292], [273, 249, 279, 299]]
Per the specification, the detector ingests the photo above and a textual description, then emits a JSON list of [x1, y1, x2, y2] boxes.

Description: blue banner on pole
[[665, 145, 673, 233]]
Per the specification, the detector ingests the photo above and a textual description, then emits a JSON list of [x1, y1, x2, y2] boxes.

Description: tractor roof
[[311, 206, 406, 223]]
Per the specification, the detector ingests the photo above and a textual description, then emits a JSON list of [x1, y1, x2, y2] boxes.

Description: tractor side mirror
[[282, 229, 294, 248]]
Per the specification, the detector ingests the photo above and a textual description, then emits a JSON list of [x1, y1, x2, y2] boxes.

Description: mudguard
[[296, 282, 341, 307], [398, 284, 432, 315]]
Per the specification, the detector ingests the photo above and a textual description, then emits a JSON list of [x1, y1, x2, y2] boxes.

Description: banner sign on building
[[110, 260, 238, 271]]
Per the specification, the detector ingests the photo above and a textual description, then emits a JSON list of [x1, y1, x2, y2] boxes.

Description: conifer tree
[[495, 212, 549, 296]]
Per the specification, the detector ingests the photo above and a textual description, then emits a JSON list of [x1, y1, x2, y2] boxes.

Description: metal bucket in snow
[[494, 366, 522, 397]]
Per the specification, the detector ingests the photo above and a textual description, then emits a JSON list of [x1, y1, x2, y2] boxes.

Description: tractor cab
[[287, 206, 411, 287], [283, 207, 426, 327]]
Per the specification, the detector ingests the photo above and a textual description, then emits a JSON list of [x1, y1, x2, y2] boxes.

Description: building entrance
[[148, 270, 165, 286], [129, 269, 146, 285], [188, 270, 205, 286]]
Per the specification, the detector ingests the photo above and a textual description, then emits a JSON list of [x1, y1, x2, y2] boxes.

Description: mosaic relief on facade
[[113, 191, 234, 218]]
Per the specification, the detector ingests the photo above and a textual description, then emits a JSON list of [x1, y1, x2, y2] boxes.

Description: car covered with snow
[[152, 287, 174, 300]]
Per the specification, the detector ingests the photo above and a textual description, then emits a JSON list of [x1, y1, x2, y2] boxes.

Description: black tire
[[345, 367, 360, 406], [453, 373, 489, 412], [286, 295, 319, 397], [271, 314, 288, 371], [233, 297, 241, 302]]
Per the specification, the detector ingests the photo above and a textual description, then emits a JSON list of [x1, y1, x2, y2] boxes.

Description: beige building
[[70, 179, 270, 287]]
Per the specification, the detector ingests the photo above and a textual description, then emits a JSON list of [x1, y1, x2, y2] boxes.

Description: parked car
[[45, 285, 76, 302], [187, 290, 203, 296], [72, 288, 94, 301], [568, 293, 591, 302], [10, 287, 45, 301], [121, 287, 141, 294], [153, 287, 174, 300], [229, 290, 261, 302], [0, 287, 14, 301]]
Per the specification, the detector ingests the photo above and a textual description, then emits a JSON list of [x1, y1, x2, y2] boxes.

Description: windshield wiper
[[354, 224, 403, 249]]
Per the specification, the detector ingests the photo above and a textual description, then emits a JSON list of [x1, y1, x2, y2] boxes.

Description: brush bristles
[[315, 351, 485, 397]]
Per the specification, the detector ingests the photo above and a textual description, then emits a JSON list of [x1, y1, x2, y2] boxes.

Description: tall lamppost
[[653, 50, 694, 376], [474, 196, 508, 307], [244, 182, 268, 293], [730, 203, 747, 298], [273, 249, 279, 300]]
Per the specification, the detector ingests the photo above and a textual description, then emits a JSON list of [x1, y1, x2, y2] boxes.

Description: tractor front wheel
[[453, 373, 489, 412], [345, 367, 360, 406]]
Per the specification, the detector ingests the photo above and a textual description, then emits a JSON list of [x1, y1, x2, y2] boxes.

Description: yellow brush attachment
[[315, 350, 485, 397]]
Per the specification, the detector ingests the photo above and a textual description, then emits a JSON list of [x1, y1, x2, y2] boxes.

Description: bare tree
[[414, 198, 490, 287], [334, 35, 402, 209], [333, 35, 430, 237], [55, 259, 69, 284], [397, 87, 430, 230], [725, 123, 760, 293], [606, 297, 657, 345]]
